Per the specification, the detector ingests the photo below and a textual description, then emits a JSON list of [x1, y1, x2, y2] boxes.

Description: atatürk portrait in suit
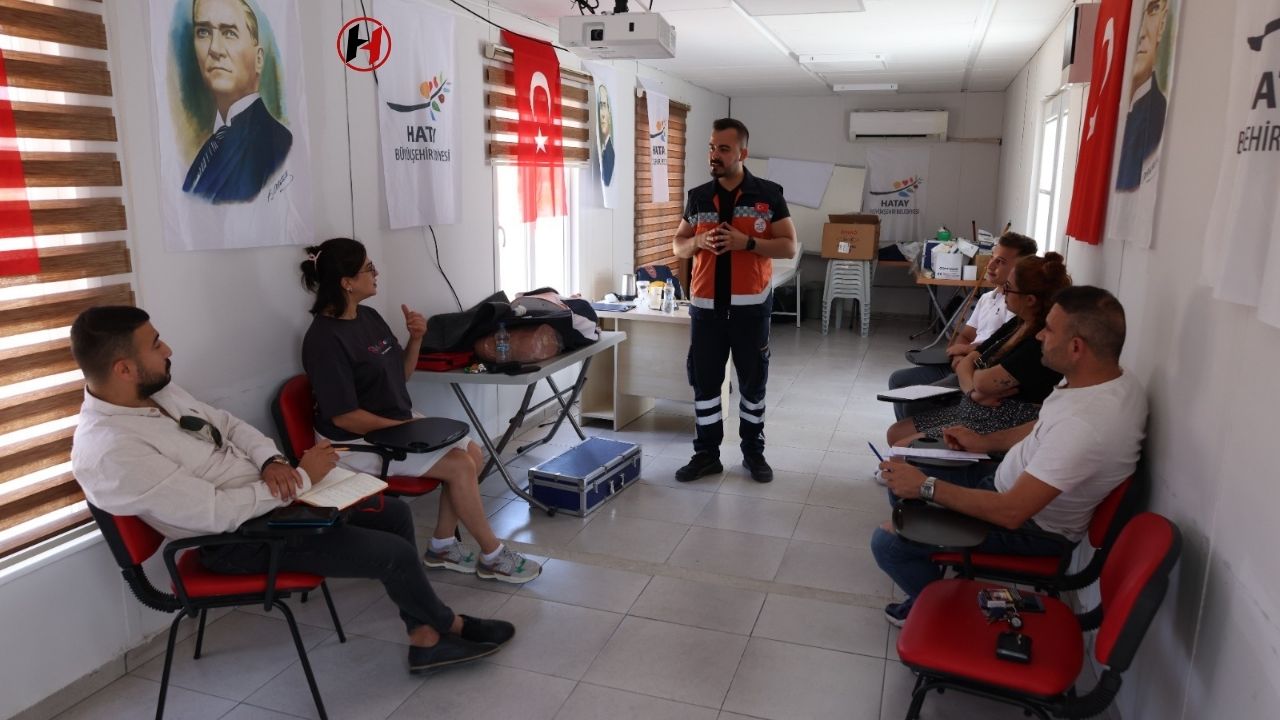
[[1116, 0, 1172, 192], [182, 0, 292, 204]]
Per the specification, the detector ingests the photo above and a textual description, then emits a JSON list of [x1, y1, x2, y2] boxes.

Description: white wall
[[0, 1, 727, 717], [997, 1, 1280, 719], [732, 92, 1004, 315]]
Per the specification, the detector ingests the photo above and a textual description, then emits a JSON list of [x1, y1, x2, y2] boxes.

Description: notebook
[[876, 385, 963, 402], [296, 467, 388, 510]]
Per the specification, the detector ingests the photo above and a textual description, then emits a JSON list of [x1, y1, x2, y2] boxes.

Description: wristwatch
[[261, 454, 290, 473], [920, 476, 938, 502], [746, 237, 757, 252]]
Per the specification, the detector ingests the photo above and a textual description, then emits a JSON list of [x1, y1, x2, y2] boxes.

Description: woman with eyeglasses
[[300, 237, 541, 584], [885, 252, 1072, 447]]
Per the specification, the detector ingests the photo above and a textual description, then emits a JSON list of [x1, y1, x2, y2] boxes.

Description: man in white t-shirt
[[887, 232, 1038, 420], [872, 287, 1145, 626]]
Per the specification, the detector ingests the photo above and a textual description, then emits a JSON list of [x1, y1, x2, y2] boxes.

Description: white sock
[[481, 543, 505, 564], [429, 536, 457, 553]]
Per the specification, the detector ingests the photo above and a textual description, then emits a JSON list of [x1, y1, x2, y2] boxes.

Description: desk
[[412, 332, 625, 514], [893, 500, 994, 548], [913, 275, 995, 349], [584, 304, 731, 430]]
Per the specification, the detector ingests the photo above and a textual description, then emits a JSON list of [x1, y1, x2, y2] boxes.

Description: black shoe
[[459, 615, 515, 645], [675, 453, 723, 482], [742, 453, 774, 483], [408, 634, 499, 673]]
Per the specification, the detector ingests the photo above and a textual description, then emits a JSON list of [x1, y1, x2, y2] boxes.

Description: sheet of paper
[[877, 385, 961, 401], [889, 447, 990, 462], [297, 468, 388, 510]]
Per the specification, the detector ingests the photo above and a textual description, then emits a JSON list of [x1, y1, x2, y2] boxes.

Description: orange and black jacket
[[682, 168, 790, 311]]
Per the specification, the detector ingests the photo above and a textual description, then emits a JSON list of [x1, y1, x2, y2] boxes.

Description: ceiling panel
[[737, 0, 864, 16]]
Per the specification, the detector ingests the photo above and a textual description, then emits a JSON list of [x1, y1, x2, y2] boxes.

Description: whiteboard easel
[[754, 157, 867, 255]]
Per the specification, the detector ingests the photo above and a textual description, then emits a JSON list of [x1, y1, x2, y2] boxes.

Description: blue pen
[[868, 443, 886, 463]]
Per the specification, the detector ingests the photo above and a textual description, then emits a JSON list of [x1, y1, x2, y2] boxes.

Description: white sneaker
[[476, 547, 542, 584], [873, 469, 888, 487]]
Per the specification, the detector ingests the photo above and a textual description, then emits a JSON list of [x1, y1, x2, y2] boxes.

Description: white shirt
[[966, 289, 1014, 344], [993, 370, 1147, 541], [72, 383, 310, 540], [212, 92, 261, 131]]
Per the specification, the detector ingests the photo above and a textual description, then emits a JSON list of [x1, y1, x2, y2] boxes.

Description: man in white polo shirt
[[872, 286, 1146, 626]]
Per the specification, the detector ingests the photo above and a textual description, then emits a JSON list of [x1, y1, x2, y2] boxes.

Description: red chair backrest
[[88, 502, 165, 568], [1094, 512, 1182, 670], [1087, 475, 1135, 549], [274, 374, 318, 464]]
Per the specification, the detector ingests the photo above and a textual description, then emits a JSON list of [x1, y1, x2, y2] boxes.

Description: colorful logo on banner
[[868, 176, 923, 200], [1065, 0, 1134, 245], [0, 49, 39, 276], [387, 73, 451, 122], [338, 16, 391, 71], [502, 30, 566, 223]]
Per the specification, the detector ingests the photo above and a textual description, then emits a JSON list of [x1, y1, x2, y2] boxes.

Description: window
[[1030, 93, 1070, 255], [634, 97, 688, 281], [493, 165, 580, 297], [0, 2, 132, 561]]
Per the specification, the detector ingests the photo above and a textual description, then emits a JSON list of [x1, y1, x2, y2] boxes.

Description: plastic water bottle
[[495, 323, 511, 363]]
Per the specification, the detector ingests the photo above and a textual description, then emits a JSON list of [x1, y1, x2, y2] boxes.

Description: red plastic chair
[[271, 374, 442, 497], [930, 475, 1138, 595], [87, 503, 343, 720], [897, 512, 1181, 720]]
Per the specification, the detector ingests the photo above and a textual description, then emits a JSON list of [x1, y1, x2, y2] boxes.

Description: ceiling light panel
[[798, 52, 887, 72]]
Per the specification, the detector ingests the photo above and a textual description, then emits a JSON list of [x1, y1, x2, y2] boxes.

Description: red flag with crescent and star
[[0, 49, 38, 276], [503, 30, 566, 222], [1065, 0, 1133, 245]]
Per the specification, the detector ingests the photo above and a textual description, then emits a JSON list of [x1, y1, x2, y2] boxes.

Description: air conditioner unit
[[848, 110, 949, 142], [1062, 2, 1100, 85]]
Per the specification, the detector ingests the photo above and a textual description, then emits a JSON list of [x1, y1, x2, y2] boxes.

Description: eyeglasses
[[1002, 281, 1031, 295], [357, 263, 377, 275], [179, 415, 223, 449]]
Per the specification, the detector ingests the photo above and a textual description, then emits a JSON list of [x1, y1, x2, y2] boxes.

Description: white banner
[[644, 84, 669, 203], [1203, 0, 1280, 328], [148, 0, 312, 251], [764, 157, 834, 209], [862, 146, 930, 247], [1107, 0, 1181, 249], [376, 0, 457, 228], [583, 61, 621, 209]]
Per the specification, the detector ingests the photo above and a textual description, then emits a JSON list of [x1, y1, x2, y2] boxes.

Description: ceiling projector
[[559, 12, 676, 59]]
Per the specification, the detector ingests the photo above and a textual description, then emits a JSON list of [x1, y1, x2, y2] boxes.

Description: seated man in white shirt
[[69, 306, 513, 673], [872, 287, 1146, 626], [886, 232, 1038, 420]]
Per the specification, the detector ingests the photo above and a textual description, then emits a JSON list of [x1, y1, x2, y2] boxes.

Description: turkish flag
[[1065, 0, 1133, 245], [0, 49, 38, 276], [503, 31, 566, 223]]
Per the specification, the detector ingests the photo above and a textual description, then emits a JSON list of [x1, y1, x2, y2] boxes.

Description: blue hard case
[[527, 437, 641, 516]]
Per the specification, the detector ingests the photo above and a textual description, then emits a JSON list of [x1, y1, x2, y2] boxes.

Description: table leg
[[450, 383, 552, 514], [541, 358, 592, 441]]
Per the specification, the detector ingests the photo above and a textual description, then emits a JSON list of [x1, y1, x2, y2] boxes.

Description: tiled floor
[[51, 318, 1059, 720]]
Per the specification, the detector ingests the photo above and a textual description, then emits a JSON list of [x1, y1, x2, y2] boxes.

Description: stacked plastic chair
[[822, 259, 872, 336]]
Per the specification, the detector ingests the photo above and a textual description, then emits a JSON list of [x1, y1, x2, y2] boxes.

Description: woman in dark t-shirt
[[301, 238, 540, 585], [885, 253, 1072, 445]]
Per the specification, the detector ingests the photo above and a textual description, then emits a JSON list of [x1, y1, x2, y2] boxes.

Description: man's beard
[[710, 161, 726, 177], [137, 359, 172, 398]]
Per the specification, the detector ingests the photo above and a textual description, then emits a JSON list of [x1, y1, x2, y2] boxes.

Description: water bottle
[[495, 323, 511, 363], [662, 284, 676, 313]]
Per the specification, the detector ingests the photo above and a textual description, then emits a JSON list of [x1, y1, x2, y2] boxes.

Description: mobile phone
[[1019, 594, 1045, 613], [267, 505, 339, 527], [995, 631, 1032, 663]]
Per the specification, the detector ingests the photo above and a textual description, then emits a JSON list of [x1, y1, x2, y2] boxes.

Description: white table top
[[595, 302, 693, 325], [410, 331, 626, 386]]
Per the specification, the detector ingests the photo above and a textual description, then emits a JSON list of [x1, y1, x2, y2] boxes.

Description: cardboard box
[[821, 214, 879, 260], [933, 250, 966, 280]]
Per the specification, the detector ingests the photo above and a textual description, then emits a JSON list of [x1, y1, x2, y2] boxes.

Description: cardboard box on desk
[[821, 214, 879, 260]]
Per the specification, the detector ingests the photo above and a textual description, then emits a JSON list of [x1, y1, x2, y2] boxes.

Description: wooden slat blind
[[483, 47, 591, 166], [0, 0, 132, 558], [634, 100, 689, 276]]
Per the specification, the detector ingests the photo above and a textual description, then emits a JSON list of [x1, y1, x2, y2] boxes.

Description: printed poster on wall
[[1107, 0, 1181, 249], [376, 0, 457, 228], [583, 61, 620, 209], [148, 0, 312, 251], [862, 145, 929, 249], [1202, 0, 1280, 329], [642, 80, 669, 203]]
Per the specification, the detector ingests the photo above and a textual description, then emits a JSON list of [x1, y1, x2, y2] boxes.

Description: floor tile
[[792, 505, 885, 549], [486, 500, 592, 547], [722, 638, 885, 720], [553, 683, 719, 720], [236, 577, 383, 631], [818, 449, 875, 477], [880, 661, 1033, 719], [639, 454, 725, 490], [52, 675, 234, 720], [583, 617, 748, 708], [344, 584, 512, 645], [773, 541, 892, 597], [627, 575, 766, 635], [567, 513, 689, 564], [807, 474, 890, 512], [666, 526, 791, 581], [717, 468, 816, 504], [605, 481, 714, 525], [130, 612, 332, 702], [489, 595, 623, 680], [219, 705, 308, 720], [753, 445, 825, 474], [752, 594, 889, 658], [387, 663, 575, 720], [693, 493, 803, 539], [516, 558, 652, 613]]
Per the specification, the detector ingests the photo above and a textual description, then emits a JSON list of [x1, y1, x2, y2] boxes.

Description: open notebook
[[296, 467, 388, 510]]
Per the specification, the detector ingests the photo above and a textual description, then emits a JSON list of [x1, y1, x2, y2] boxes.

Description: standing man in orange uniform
[[672, 118, 798, 484]]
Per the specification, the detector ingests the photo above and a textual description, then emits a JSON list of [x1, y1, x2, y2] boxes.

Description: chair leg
[[301, 590, 309, 604], [319, 581, 346, 643], [155, 614, 184, 720], [276, 601, 328, 720], [192, 609, 208, 660]]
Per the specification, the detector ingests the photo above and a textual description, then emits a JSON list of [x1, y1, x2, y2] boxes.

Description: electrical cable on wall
[[428, 226, 464, 311]]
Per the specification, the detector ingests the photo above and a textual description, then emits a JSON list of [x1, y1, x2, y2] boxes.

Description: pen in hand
[[868, 443, 886, 463]]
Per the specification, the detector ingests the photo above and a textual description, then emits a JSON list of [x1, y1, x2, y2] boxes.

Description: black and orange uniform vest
[[682, 169, 790, 311]]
